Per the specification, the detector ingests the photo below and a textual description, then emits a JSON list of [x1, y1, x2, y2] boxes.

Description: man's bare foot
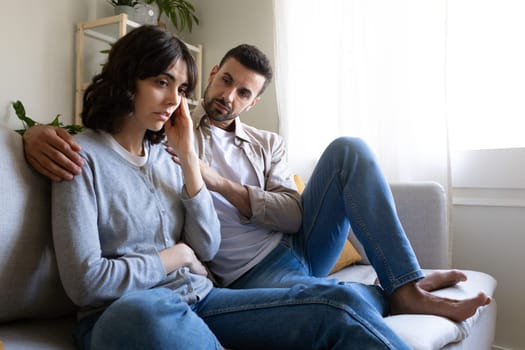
[[389, 282, 491, 323], [417, 269, 467, 292]]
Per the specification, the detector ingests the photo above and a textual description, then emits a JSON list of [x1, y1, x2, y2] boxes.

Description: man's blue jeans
[[74, 285, 410, 349], [229, 137, 425, 345]]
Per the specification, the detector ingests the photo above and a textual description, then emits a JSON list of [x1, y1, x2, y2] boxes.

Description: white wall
[[451, 148, 525, 349], [0, 0, 114, 130], [452, 205, 524, 350]]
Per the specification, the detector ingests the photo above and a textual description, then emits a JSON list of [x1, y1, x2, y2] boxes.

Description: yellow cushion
[[293, 174, 362, 274], [329, 240, 362, 274], [293, 174, 305, 193]]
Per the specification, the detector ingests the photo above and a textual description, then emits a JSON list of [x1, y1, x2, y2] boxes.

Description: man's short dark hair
[[219, 44, 273, 96]]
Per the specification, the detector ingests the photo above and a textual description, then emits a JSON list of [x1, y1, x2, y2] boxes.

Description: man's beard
[[203, 91, 237, 123]]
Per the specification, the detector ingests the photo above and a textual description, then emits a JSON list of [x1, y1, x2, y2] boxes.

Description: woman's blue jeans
[[74, 285, 410, 350]]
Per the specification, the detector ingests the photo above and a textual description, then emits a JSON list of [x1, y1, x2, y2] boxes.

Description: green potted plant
[[108, 0, 140, 20], [144, 0, 199, 32]]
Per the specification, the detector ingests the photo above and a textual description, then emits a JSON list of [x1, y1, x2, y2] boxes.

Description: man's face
[[203, 57, 266, 130]]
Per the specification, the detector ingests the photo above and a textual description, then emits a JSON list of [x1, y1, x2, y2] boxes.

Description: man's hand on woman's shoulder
[[23, 125, 84, 181]]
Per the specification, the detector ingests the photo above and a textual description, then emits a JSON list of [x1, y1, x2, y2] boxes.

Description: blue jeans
[[229, 137, 425, 344], [73, 285, 410, 350]]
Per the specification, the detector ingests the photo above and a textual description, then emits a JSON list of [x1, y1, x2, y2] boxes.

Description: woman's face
[[132, 58, 189, 132]]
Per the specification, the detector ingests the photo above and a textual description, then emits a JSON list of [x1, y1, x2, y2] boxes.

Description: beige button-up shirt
[[191, 103, 302, 235]]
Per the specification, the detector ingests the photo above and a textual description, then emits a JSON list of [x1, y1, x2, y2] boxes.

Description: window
[[447, 0, 525, 151]]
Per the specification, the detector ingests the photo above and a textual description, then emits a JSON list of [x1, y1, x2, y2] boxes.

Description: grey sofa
[[0, 124, 497, 349]]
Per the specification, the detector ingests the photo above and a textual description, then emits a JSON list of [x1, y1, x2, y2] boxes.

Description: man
[[24, 44, 489, 330]]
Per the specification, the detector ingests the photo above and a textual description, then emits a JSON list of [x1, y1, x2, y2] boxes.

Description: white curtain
[[273, 0, 450, 188]]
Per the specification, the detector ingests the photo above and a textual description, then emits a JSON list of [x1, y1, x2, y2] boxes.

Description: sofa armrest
[[349, 181, 451, 269]]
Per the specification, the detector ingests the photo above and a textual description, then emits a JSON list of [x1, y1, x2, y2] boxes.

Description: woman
[[52, 25, 411, 349]]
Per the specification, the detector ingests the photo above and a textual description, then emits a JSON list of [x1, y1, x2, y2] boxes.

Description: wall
[[452, 205, 524, 350], [451, 148, 525, 350], [0, 0, 113, 130], [1, 1, 78, 129]]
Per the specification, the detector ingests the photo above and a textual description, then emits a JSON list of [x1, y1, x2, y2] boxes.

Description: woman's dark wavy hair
[[82, 25, 198, 144]]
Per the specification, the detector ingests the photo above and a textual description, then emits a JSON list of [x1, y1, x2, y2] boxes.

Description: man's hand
[[23, 125, 84, 181], [165, 145, 223, 192], [166, 145, 253, 218], [197, 159, 225, 192]]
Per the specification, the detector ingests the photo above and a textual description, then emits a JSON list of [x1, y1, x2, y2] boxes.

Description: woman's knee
[[107, 289, 176, 324], [90, 289, 219, 349]]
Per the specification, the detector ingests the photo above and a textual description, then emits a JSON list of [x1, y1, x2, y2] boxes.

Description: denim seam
[[299, 171, 339, 275], [344, 170, 399, 292], [389, 270, 425, 293], [200, 297, 397, 349]]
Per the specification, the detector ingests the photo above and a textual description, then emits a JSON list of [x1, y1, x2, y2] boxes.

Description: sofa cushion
[[0, 125, 76, 322], [0, 316, 76, 350]]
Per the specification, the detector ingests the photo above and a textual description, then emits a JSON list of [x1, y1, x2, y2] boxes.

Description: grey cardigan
[[51, 130, 220, 318]]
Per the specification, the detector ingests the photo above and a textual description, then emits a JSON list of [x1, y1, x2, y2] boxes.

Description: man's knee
[[328, 136, 372, 158]]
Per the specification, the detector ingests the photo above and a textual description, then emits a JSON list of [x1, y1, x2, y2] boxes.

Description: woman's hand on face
[[159, 242, 208, 276], [164, 96, 194, 160], [164, 96, 203, 197]]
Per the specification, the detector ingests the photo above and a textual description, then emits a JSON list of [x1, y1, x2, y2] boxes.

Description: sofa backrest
[[0, 125, 76, 323], [348, 182, 451, 269]]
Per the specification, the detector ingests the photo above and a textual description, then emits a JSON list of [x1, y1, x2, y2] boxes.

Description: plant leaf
[[64, 124, 85, 135], [147, 0, 199, 32], [12, 100, 26, 117], [12, 100, 37, 128], [48, 114, 63, 127]]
